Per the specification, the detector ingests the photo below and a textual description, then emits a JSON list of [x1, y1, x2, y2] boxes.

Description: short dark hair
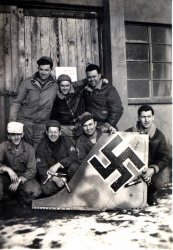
[[85, 64, 101, 74], [37, 56, 53, 69], [138, 105, 154, 116]]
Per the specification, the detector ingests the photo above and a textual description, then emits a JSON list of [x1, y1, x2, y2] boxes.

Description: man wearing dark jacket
[[126, 105, 169, 206], [50, 74, 87, 137], [83, 64, 124, 130], [9, 56, 58, 149], [36, 120, 79, 196]]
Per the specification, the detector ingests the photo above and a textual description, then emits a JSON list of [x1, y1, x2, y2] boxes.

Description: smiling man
[[9, 56, 58, 149], [0, 122, 41, 210], [83, 64, 124, 131], [36, 120, 79, 197], [126, 105, 169, 206], [76, 113, 116, 164]]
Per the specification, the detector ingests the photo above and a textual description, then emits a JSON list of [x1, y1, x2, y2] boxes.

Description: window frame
[[125, 22, 172, 104]]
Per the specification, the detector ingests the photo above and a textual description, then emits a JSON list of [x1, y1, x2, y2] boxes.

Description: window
[[125, 24, 172, 104]]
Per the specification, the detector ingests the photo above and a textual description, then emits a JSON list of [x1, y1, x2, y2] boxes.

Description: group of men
[[0, 56, 169, 211]]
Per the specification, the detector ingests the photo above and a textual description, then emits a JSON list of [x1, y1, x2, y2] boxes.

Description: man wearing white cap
[[0, 122, 41, 209], [9, 56, 57, 149]]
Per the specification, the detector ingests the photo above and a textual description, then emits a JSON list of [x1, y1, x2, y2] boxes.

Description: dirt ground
[[0, 183, 172, 250]]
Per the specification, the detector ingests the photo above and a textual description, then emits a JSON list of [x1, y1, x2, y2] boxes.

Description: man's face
[[8, 133, 24, 146], [138, 110, 154, 129], [86, 70, 101, 88], [47, 127, 60, 142], [59, 81, 71, 95], [38, 65, 52, 81], [83, 119, 97, 136]]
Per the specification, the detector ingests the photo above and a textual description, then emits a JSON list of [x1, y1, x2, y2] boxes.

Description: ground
[[0, 183, 172, 250]]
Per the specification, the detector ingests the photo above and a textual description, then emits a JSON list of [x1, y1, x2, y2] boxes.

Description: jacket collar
[[132, 121, 156, 138], [56, 86, 75, 100], [31, 72, 55, 88], [85, 79, 103, 92], [7, 140, 26, 156]]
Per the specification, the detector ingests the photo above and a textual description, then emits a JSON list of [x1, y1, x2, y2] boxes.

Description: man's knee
[[152, 167, 170, 190], [67, 162, 79, 180], [41, 181, 57, 196], [22, 179, 42, 198]]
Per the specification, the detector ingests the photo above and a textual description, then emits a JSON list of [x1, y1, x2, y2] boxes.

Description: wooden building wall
[[0, 0, 172, 151], [0, 5, 100, 142]]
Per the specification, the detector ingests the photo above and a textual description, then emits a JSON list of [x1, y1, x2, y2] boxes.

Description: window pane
[[126, 44, 149, 60], [153, 63, 172, 80], [151, 27, 172, 44], [152, 45, 172, 62], [153, 81, 172, 97], [127, 62, 150, 79], [128, 80, 149, 98], [125, 25, 148, 41]]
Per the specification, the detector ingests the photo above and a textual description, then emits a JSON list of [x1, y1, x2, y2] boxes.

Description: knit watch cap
[[46, 120, 61, 130], [7, 122, 24, 134], [37, 56, 53, 68], [57, 74, 72, 83], [80, 114, 94, 126]]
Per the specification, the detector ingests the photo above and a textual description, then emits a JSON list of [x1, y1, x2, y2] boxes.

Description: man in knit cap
[[50, 74, 88, 139], [9, 56, 58, 149], [0, 122, 41, 210], [36, 120, 79, 197]]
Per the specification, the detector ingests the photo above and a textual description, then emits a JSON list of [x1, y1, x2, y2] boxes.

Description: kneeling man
[[36, 120, 79, 196], [126, 105, 169, 205], [0, 122, 41, 209]]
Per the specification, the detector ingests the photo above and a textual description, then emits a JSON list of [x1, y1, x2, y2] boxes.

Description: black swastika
[[89, 135, 145, 192]]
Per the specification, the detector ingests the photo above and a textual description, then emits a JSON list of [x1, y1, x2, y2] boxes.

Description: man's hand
[[48, 163, 64, 176], [9, 179, 21, 192], [7, 169, 19, 183], [141, 168, 155, 184], [52, 176, 66, 188]]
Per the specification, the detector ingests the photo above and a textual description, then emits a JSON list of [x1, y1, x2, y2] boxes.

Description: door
[[0, 5, 102, 142]]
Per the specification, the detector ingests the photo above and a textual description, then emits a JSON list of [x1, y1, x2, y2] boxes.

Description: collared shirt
[[0, 140, 37, 180]]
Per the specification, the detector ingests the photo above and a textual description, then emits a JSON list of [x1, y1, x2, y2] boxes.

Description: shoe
[[147, 193, 158, 206]]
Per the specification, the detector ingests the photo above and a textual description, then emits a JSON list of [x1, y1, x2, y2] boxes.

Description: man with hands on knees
[[0, 122, 41, 210], [36, 120, 79, 197], [126, 105, 169, 206]]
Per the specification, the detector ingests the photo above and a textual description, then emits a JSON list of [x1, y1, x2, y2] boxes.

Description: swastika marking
[[89, 135, 145, 192]]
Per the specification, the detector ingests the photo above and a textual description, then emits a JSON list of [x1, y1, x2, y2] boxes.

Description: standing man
[[0, 122, 41, 209], [83, 64, 124, 131], [76, 113, 116, 164], [50, 74, 87, 138], [126, 105, 169, 206], [9, 56, 58, 149], [36, 120, 79, 197]]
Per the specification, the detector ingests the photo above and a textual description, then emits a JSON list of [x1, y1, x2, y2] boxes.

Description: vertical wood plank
[[4, 13, 12, 92], [0, 13, 5, 92], [18, 8, 25, 84], [90, 18, 99, 65], [24, 16, 32, 78], [76, 19, 86, 80], [58, 18, 68, 66], [40, 17, 50, 56], [67, 18, 77, 67], [10, 6, 19, 91], [31, 16, 41, 73], [84, 19, 92, 66], [49, 17, 57, 77]]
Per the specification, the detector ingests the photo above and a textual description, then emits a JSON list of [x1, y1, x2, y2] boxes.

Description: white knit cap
[[7, 122, 24, 134]]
